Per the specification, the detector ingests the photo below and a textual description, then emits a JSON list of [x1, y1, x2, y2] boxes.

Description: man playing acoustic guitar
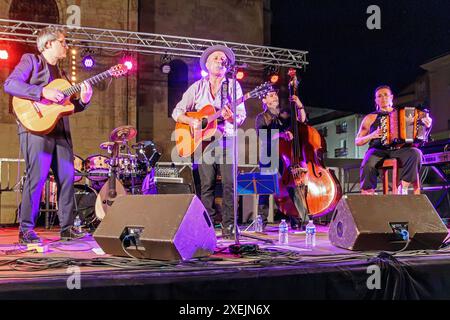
[[4, 26, 92, 243], [171, 45, 246, 238]]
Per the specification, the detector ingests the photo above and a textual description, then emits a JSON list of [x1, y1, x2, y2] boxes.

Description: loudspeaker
[[329, 195, 448, 251], [93, 194, 217, 260]]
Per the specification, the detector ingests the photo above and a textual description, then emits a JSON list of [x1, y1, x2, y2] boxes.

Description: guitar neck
[[62, 70, 113, 97]]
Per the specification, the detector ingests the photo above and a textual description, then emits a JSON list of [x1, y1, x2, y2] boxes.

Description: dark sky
[[271, 0, 450, 114]]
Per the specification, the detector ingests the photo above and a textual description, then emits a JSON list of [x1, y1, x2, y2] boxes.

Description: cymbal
[[99, 141, 115, 150], [131, 140, 155, 149], [110, 125, 137, 142]]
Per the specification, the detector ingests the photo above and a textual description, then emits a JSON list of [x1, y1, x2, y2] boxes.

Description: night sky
[[271, 0, 450, 114]]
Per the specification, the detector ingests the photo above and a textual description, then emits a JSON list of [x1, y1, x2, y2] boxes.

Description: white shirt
[[171, 77, 246, 137]]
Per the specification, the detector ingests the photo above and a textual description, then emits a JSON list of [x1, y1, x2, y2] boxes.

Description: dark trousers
[[198, 162, 234, 227], [360, 147, 422, 191], [197, 137, 235, 228], [19, 132, 75, 233]]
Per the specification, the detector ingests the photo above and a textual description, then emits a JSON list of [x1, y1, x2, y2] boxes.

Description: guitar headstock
[[249, 82, 274, 100], [109, 64, 128, 78]]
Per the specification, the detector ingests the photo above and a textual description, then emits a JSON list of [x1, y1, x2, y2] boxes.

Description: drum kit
[[41, 125, 161, 230]]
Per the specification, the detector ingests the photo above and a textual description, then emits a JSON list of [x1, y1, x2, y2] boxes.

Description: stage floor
[[1, 224, 450, 300]]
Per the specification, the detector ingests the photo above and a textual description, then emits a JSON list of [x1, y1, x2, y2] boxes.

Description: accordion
[[380, 107, 429, 147]]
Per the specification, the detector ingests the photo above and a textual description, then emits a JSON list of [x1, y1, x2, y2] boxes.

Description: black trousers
[[19, 132, 75, 233], [197, 138, 235, 228], [360, 147, 422, 191]]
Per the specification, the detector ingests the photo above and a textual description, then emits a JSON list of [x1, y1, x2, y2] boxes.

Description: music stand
[[236, 171, 277, 243]]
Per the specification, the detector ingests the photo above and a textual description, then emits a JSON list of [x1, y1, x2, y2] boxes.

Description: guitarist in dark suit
[[4, 26, 92, 244], [171, 45, 246, 238]]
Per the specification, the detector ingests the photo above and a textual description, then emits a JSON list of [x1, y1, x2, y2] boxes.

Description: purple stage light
[[82, 55, 95, 69]]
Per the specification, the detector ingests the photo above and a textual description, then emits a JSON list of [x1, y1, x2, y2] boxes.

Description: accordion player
[[380, 106, 430, 147]]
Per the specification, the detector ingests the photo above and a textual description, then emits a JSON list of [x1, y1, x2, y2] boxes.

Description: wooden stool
[[380, 158, 421, 194]]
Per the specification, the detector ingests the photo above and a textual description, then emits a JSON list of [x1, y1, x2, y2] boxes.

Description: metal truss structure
[[0, 19, 308, 69]]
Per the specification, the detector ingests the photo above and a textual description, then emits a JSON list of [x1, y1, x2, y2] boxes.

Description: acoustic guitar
[[12, 64, 128, 134], [174, 82, 273, 157]]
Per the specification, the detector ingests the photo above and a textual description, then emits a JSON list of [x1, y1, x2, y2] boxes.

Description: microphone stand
[[227, 64, 273, 245]]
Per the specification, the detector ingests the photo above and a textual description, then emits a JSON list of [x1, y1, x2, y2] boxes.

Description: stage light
[[82, 55, 95, 69], [161, 64, 171, 74], [266, 66, 280, 84], [124, 60, 133, 70], [160, 54, 172, 74], [0, 49, 8, 60], [270, 74, 279, 83], [201, 70, 208, 77], [236, 70, 245, 80]]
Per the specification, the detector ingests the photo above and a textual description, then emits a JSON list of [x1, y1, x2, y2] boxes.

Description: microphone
[[221, 60, 229, 68]]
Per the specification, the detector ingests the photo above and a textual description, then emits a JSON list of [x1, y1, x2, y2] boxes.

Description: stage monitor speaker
[[93, 194, 217, 261], [328, 194, 448, 251]]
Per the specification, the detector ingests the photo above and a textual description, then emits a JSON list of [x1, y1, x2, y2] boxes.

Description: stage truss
[[0, 19, 308, 69]]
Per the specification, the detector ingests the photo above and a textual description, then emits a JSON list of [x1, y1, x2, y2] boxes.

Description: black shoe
[[60, 227, 86, 241], [19, 230, 41, 244]]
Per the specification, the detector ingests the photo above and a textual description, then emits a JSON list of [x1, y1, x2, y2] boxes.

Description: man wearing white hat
[[172, 45, 246, 238]]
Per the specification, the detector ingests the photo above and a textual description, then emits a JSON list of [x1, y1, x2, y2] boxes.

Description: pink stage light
[[124, 60, 134, 70]]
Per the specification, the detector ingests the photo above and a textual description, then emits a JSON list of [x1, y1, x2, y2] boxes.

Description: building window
[[318, 127, 328, 137], [167, 60, 188, 117], [336, 121, 347, 134], [334, 139, 348, 157]]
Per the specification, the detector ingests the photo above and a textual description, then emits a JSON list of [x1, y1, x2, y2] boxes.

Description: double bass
[[275, 69, 342, 220]]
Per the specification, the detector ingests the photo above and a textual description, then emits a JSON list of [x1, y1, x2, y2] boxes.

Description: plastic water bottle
[[305, 220, 316, 248], [255, 215, 263, 232], [74, 215, 82, 232], [278, 219, 289, 245]]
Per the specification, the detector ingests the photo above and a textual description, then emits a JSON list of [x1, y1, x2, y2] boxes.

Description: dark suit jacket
[[3, 53, 89, 147]]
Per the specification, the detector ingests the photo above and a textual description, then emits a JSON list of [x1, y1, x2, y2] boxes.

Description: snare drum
[[85, 154, 110, 181], [74, 155, 84, 183]]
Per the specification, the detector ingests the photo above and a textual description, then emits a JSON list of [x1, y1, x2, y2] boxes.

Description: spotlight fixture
[[236, 70, 245, 80], [266, 66, 280, 84], [82, 55, 95, 69], [160, 54, 172, 74], [124, 60, 134, 70], [121, 55, 136, 71]]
